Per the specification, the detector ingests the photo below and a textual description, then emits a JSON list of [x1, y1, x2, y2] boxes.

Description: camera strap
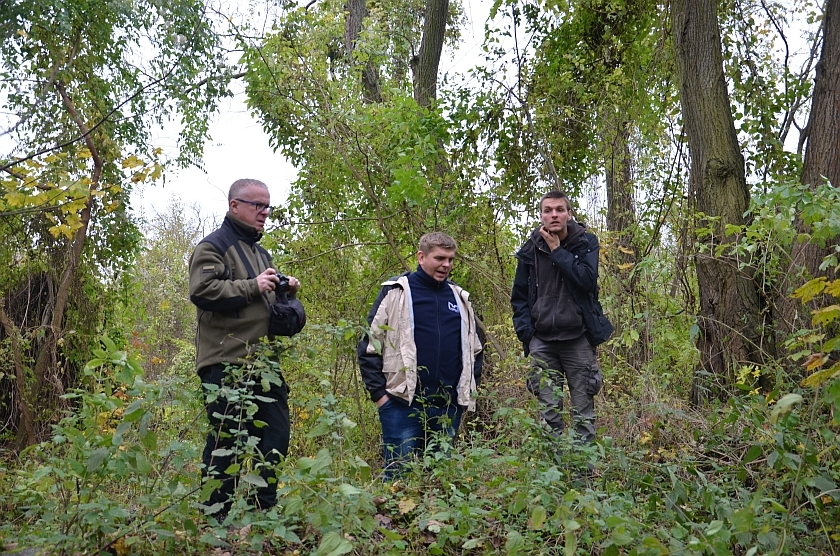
[[232, 241, 273, 309]]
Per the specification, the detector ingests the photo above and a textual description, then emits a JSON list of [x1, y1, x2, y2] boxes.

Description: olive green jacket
[[188, 213, 275, 371]]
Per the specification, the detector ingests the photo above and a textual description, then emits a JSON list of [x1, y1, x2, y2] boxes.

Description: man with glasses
[[188, 178, 300, 521]]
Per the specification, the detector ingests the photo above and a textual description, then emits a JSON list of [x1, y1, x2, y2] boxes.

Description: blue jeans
[[377, 398, 463, 479]]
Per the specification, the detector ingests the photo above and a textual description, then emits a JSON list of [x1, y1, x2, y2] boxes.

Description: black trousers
[[199, 363, 290, 513]]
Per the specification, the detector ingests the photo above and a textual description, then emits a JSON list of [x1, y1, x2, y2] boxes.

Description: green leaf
[[135, 452, 152, 474], [564, 531, 577, 556], [705, 520, 724, 535], [808, 475, 838, 496], [140, 430, 157, 451], [337, 483, 363, 497], [641, 536, 668, 554], [731, 508, 754, 532], [315, 530, 353, 556], [86, 448, 110, 473], [792, 277, 826, 302], [284, 496, 304, 516], [743, 444, 762, 463], [812, 304, 840, 326], [306, 421, 331, 438], [224, 463, 241, 475], [462, 538, 482, 549], [530, 505, 546, 530], [505, 531, 525, 554], [123, 400, 145, 420], [769, 393, 803, 423], [379, 527, 404, 541], [102, 336, 118, 352], [242, 473, 268, 488]]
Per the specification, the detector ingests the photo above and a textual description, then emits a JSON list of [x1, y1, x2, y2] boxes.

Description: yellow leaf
[[793, 277, 826, 303], [812, 305, 840, 327], [616, 263, 634, 271], [398, 498, 416, 515], [78, 148, 92, 159], [801, 362, 840, 389], [121, 155, 144, 169], [803, 353, 827, 371], [618, 246, 634, 255], [16, 29, 28, 38], [5, 190, 26, 207], [825, 280, 840, 298]]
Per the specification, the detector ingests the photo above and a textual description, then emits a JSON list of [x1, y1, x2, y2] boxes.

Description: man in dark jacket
[[511, 191, 613, 444], [188, 178, 300, 520], [358, 232, 484, 479]]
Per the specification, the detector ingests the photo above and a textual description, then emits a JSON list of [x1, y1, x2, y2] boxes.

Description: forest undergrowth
[[0, 314, 837, 555]]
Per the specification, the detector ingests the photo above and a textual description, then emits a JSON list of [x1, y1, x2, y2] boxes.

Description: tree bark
[[672, 0, 768, 403], [801, 0, 840, 200], [0, 300, 36, 447], [605, 120, 637, 265], [344, 0, 382, 103], [781, 0, 840, 332], [413, 0, 449, 108]]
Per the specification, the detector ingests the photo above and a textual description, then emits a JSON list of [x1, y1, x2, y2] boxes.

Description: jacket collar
[[224, 212, 262, 245], [413, 265, 448, 289]]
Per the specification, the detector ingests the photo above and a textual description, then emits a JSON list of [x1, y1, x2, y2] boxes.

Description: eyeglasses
[[235, 198, 273, 212]]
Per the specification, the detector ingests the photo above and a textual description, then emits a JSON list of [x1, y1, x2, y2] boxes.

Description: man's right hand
[[375, 395, 390, 408], [257, 268, 280, 293]]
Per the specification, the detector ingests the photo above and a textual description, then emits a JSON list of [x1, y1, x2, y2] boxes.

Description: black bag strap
[[232, 241, 272, 308]]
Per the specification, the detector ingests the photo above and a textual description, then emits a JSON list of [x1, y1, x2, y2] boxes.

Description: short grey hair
[[229, 179, 268, 201], [418, 232, 457, 253]]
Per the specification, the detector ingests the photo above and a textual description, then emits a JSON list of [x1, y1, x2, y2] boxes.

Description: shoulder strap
[[233, 241, 272, 308], [232, 241, 258, 279]]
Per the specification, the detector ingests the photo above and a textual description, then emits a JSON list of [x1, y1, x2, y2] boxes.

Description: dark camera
[[275, 273, 290, 294]]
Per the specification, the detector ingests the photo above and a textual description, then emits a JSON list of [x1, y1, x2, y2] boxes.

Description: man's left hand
[[288, 276, 301, 297], [539, 226, 561, 251]]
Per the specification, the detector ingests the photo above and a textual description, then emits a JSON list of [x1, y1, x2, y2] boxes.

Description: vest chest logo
[[448, 301, 460, 314]]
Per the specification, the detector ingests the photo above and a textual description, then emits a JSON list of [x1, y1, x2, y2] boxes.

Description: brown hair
[[418, 232, 457, 253], [539, 190, 571, 212]]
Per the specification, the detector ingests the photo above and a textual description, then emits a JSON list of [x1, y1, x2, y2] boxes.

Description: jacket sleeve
[[189, 242, 261, 312], [510, 259, 535, 346], [473, 316, 485, 386], [549, 233, 599, 293], [357, 286, 389, 403]]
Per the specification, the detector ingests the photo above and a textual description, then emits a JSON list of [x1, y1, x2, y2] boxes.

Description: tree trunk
[[0, 300, 36, 447], [413, 0, 449, 108], [672, 0, 768, 403], [604, 116, 642, 359], [12, 82, 101, 446], [781, 0, 840, 331], [344, 0, 382, 103], [605, 120, 637, 265]]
